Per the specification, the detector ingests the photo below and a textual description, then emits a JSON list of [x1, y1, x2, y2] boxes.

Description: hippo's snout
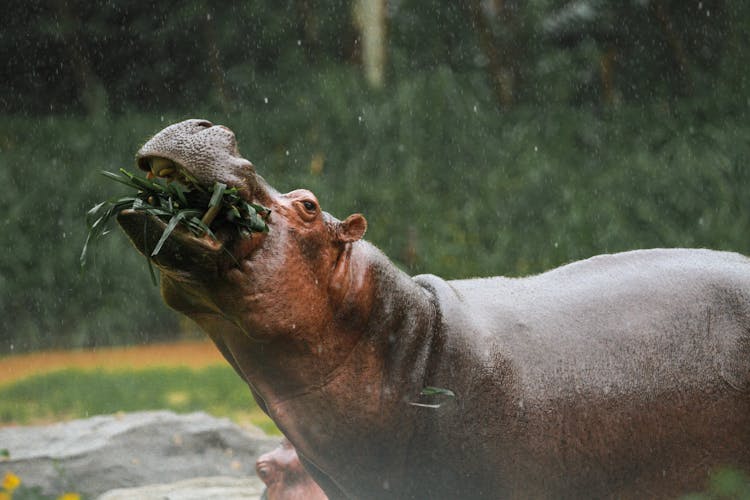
[[135, 119, 258, 196]]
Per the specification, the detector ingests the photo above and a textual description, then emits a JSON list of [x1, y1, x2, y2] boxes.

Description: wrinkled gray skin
[[118, 119, 750, 499]]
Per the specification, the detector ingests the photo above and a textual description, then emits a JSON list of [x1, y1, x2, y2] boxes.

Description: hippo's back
[[441, 248, 750, 396]]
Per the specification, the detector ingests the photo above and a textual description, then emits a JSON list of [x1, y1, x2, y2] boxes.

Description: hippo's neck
[[350, 242, 440, 392], [201, 240, 439, 406], [263, 243, 442, 496]]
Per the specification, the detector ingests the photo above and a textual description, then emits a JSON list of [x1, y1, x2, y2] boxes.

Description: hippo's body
[[262, 247, 750, 499], [117, 120, 750, 499]]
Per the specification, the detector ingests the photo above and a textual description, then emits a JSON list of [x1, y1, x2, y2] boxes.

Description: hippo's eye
[[302, 200, 317, 212]]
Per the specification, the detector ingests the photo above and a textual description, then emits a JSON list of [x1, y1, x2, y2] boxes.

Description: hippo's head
[[117, 119, 369, 345], [256, 439, 328, 500]]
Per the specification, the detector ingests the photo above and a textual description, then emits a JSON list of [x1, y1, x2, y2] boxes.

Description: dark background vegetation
[[1, 0, 749, 353]]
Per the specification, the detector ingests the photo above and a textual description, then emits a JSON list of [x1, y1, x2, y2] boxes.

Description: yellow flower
[[1, 471, 20, 491], [58, 494, 81, 500]]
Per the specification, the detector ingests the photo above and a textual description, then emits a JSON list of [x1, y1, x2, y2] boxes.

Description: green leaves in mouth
[[81, 168, 270, 273]]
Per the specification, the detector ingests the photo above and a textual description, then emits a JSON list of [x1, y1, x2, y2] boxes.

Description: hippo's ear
[[336, 214, 367, 243]]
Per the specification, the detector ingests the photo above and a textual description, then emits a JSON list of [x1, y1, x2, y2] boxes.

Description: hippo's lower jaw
[[117, 208, 226, 275]]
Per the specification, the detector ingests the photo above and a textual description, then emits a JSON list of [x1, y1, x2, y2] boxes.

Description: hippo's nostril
[[195, 120, 213, 128]]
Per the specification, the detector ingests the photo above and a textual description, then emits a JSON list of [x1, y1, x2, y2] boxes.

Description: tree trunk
[[353, 0, 388, 89], [464, 0, 519, 109]]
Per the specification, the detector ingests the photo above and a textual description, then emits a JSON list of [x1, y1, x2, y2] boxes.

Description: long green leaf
[[151, 211, 188, 257]]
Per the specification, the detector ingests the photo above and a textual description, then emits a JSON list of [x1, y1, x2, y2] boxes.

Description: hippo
[[256, 439, 328, 500], [117, 119, 750, 499]]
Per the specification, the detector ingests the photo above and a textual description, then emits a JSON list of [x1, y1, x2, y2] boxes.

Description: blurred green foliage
[[1, 0, 749, 351]]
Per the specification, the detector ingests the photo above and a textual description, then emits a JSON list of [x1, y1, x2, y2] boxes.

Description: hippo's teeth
[[157, 167, 176, 177], [149, 157, 175, 177]]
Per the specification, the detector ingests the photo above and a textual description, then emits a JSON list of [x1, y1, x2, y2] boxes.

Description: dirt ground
[[0, 340, 225, 386]]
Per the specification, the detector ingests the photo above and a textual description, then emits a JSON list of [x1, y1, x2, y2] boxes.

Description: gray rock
[[0, 411, 278, 498], [98, 476, 266, 500]]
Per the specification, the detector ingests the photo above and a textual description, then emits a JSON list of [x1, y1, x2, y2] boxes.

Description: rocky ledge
[[0, 411, 278, 499]]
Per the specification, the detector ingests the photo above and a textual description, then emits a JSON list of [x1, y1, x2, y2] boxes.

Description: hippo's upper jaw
[[135, 119, 258, 194], [116, 119, 271, 276]]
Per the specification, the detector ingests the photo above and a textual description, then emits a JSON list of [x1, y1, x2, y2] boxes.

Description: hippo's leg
[[298, 454, 348, 500]]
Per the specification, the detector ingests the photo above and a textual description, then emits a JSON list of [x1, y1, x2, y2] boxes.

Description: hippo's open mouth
[[136, 156, 203, 190], [116, 119, 271, 271]]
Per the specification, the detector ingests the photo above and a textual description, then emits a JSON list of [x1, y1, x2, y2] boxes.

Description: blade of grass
[[151, 211, 188, 256]]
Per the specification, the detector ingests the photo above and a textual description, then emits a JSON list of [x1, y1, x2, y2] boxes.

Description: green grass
[[0, 366, 279, 435]]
